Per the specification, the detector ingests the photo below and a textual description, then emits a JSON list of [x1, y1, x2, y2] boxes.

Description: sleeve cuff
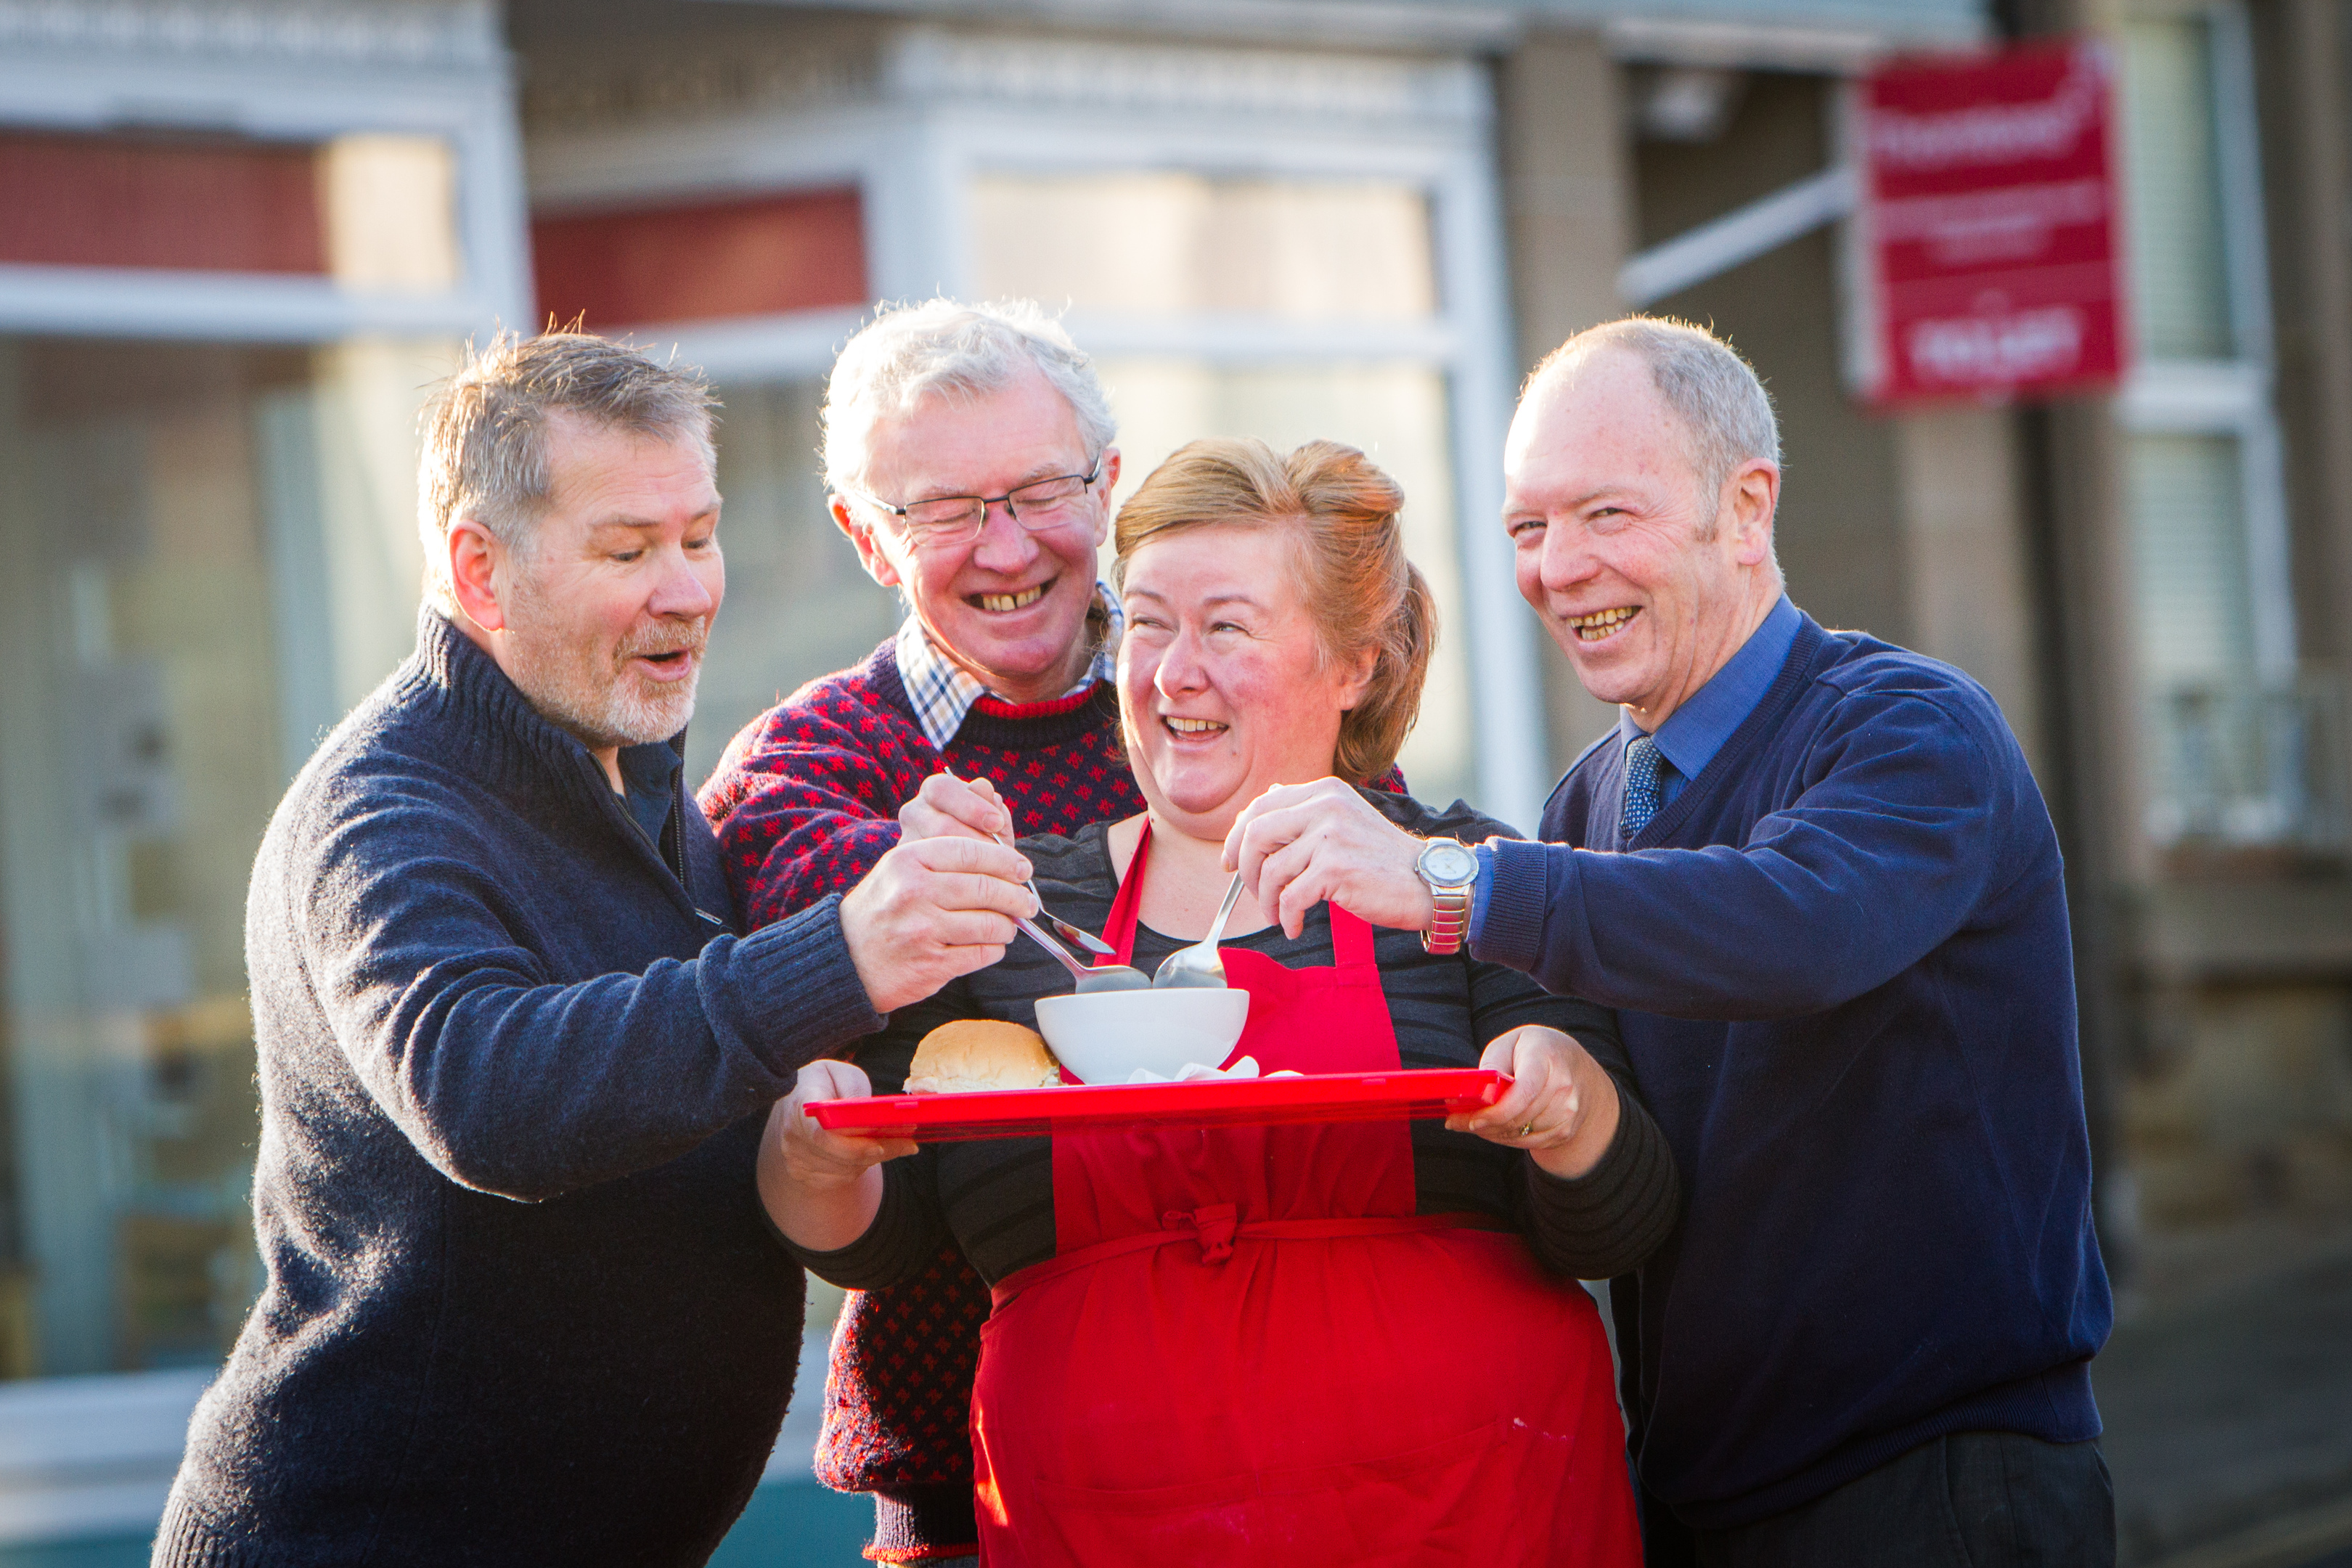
[[1521, 1079, 1681, 1281], [734, 892, 888, 1072], [1470, 836, 1553, 976], [776, 1160, 934, 1292]]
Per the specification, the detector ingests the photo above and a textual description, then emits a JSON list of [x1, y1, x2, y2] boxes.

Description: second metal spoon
[[1153, 871, 1246, 989]]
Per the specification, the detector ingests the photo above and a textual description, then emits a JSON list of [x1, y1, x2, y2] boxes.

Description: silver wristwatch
[[1414, 837, 1479, 955]]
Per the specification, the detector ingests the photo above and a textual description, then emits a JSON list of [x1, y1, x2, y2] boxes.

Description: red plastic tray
[[805, 1069, 1509, 1143]]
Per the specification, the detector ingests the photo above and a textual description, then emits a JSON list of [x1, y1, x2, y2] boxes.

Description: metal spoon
[[1016, 911, 1152, 993], [1041, 907, 1116, 957], [937, 767, 1116, 957], [1153, 871, 1246, 989]]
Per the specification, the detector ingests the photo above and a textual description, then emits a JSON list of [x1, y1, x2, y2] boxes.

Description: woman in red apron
[[964, 819, 1641, 1565], [763, 438, 1673, 1565]]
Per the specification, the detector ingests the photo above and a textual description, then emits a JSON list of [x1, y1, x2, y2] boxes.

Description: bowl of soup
[[1032, 987, 1251, 1085]]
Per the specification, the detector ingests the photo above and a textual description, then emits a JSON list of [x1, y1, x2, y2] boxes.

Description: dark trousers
[[1642, 1432, 2116, 1568]]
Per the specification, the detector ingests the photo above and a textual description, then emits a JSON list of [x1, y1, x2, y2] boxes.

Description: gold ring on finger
[[1518, 1122, 1535, 1138]]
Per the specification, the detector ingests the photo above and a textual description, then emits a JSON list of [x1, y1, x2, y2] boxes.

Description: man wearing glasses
[[701, 298, 1144, 1567]]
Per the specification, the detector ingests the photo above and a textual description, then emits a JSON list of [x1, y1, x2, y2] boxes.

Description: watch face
[[1419, 838, 1477, 886]]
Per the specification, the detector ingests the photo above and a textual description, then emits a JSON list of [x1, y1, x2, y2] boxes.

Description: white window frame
[[526, 25, 1549, 830], [2115, 0, 2295, 683]]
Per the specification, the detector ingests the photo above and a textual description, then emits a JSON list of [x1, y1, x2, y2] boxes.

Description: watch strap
[[1416, 838, 1474, 955], [1421, 881, 1471, 955]]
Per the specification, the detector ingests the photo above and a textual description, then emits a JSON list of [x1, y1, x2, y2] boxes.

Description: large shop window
[[971, 171, 1476, 810], [673, 169, 1484, 807], [0, 337, 446, 1383], [970, 173, 1437, 320], [2118, 4, 2340, 853]]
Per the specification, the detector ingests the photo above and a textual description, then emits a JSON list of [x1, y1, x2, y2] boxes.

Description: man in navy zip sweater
[[1230, 317, 2113, 1565], [158, 333, 1036, 1567]]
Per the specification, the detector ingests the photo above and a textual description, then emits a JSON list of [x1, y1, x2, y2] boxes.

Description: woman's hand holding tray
[[805, 1069, 1509, 1143]]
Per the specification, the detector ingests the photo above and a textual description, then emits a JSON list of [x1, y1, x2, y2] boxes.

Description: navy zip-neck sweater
[[1476, 612, 2111, 1530], [159, 611, 883, 1567]]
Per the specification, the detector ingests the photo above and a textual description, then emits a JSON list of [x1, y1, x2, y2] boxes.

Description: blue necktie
[[1622, 732, 1665, 843]]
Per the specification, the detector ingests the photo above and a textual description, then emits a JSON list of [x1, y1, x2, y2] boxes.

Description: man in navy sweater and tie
[[1229, 317, 2114, 1566]]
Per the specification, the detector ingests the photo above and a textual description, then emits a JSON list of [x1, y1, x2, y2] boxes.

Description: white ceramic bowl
[[1032, 987, 1251, 1085]]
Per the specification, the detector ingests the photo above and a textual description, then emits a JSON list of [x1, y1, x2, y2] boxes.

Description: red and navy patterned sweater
[[700, 638, 1146, 1561]]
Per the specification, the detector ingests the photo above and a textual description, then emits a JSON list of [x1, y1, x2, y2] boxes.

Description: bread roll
[[906, 1020, 1062, 1094]]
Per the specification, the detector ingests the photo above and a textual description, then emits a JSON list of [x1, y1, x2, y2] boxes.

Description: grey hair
[[822, 298, 1115, 494], [1532, 316, 1781, 520], [416, 330, 718, 614]]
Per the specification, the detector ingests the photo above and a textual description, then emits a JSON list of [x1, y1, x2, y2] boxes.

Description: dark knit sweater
[[795, 799, 1679, 1294], [700, 639, 1147, 1561], [701, 640, 1146, 924], [1474, 612, 2112, 1531], [158, 611, 884, 1568]]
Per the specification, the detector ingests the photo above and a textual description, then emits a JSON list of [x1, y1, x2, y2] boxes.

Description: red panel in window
[[0, 131, 325, 274], [531, 186, 867, 329]]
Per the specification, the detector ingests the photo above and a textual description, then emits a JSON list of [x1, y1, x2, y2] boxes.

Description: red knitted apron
[[967, 824, 1640, 1566]]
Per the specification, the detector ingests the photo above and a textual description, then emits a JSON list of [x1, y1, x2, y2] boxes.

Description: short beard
[[501, 571, 707, 753]]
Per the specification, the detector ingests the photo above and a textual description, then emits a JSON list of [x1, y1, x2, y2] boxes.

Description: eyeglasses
[[845, 459, 1104, 550]]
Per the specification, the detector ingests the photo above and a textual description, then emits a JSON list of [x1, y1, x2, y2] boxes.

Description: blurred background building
[[0, 0, 2345, 1563]]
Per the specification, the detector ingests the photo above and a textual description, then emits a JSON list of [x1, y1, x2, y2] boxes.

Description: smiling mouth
[[972, 583, 1049, 614], [1162, 716, 1228, 738], [1567, 605, 1640, 643]]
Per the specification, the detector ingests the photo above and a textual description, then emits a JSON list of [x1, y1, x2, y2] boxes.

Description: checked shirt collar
[[896, 581, 1122, 753]]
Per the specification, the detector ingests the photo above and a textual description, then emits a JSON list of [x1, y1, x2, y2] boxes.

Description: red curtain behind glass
[[531, 186, 867, 329], [0, 131, 326, 274]]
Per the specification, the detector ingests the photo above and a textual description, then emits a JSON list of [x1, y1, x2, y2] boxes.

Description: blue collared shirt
[[1622, 593, 1802, 813], [1471, 593, 1802, 939]]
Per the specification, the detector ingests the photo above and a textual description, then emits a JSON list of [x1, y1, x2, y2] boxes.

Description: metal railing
[[2143, 669, 2351, 851]]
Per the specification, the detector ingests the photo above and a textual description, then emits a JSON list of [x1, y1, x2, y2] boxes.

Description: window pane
[[2127, 432, 2253, 690], [0, 131, 460, 292], [2125, 432, 2286, 843], [534, 188, 867, 331], [686, 380, 902, 785], [1098, 359, 1474, 811], [0, 342, 299, 1376], [2123, 19, 2234, 359], [322, 135, 460, 293], [973, 173, 1437, 320], [0, 336, 452, 1381], [0, 131, 325, 274]]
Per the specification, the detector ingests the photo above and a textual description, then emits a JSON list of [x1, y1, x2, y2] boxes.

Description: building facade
[[0, 0, 2345, 1559]]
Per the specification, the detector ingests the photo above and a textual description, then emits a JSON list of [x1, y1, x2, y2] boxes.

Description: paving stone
[[2099, 1247, 2352, 1564]]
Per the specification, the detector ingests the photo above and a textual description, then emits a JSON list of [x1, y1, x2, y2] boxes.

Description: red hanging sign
[[1856, 39, 2130, 404]]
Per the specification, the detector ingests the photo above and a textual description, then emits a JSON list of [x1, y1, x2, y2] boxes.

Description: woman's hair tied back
[[1114, 436, 1434, 786]]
